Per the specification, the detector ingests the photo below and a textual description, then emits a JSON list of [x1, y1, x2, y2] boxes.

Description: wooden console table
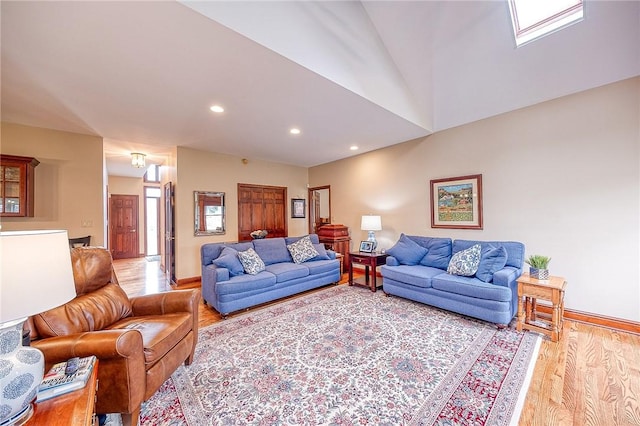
[[318, 224, 350, 273], [29, 360, 99, 425], [516, 274, 567, 342]]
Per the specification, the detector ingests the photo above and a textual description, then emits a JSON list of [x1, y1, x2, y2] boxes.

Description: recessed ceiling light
[[210, 105, 224, 113], [350, 145, 359, 151], [290, 128, 301, 135]]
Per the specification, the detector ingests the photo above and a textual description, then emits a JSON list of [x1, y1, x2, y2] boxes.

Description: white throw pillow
[[237, 248, 266, 275], [287, 235, 319, 264], [447, 244, 481, 276]]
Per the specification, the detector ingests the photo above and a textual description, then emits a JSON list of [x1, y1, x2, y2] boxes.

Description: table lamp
[[0, 230, 77, 425], [360, 215, 382, 249]]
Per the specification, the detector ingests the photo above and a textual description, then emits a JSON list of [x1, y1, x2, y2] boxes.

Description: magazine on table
[[37, 355, 97, 401]]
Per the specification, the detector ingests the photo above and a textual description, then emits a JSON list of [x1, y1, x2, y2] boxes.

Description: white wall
[[0, 123, 106, 246], [174, 147, 309, 280], [310, 77, 640, 322]]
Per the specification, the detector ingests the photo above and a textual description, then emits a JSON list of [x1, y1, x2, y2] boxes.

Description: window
[[508, 0, 583, 46], [144, 164, 161, 183]]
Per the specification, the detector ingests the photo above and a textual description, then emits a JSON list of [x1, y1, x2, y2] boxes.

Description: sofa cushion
[[415, 237, 453, 270], [387, 233, 429, 265], [432, 273, 512, 302], [238, 248, 266, 275], [212, 247, 244, 276], [286, 235, 319, 264], [253, 238, 292, 265], [380, 265, 444, 288], [285, 234, 320, 245], [265, 262, 310, 282], [310, 243, 331, 261], [33, 283, 133, 338], [447, 244, 481, 276], [305, 259, 339, 275], [453, 239, 524, 269], [215, 272, 276, 295], [108, 312, 192, 365], [475, 245, 508, 282]]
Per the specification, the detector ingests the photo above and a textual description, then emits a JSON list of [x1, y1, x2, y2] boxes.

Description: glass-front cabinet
[[0, 155, 39, 217]]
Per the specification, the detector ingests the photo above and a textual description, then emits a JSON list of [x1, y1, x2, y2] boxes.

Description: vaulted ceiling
[[1, 1, 638, 176]]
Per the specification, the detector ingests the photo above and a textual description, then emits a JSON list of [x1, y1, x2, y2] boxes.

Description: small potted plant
[[525, 255, 551, 280]]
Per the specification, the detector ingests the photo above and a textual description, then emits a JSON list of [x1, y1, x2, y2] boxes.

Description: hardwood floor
[[113, 257, 640, 425]]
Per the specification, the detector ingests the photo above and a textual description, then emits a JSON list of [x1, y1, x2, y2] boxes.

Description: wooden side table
[[516, 274, 567, 342], [349, 252, 388, 292], [29, 360, 99, 425]]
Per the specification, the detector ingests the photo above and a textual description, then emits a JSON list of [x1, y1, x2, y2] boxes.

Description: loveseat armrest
[[327, 249, 336, 259], [386, 256, 400, 266], [492, 267, 521, 288], [130, 289, 199, 317]]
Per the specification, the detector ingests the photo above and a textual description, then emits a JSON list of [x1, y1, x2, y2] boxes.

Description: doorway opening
[[145, 186, 162, 256]]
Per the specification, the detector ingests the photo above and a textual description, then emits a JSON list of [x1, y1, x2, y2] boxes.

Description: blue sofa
[[201, 234, 340, 317], [381, 235, 525, 326]]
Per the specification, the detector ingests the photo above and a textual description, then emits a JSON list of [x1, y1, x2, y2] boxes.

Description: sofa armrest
[[34, 329, 147, 416], [386, 256, 400, 266], [32, 329, 145, 371], [130, 289, 199, 316], [327, 250, 336, 259], [492, 267, 520, 288]]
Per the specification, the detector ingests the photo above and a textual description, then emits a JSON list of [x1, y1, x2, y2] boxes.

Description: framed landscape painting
[[430, 174, 483, 229]]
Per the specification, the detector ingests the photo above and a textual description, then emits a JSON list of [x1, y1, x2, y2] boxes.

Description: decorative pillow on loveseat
[[475, 245, 508, 282], [447, 244, 481, 276], [387, 233, 428, 265], [286, 235, 320, 264], [237, 248, 266, 275]]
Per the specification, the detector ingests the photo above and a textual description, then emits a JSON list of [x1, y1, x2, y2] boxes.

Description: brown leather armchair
[[27, 247, 199, 426]]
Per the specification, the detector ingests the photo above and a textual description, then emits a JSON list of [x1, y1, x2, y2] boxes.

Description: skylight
[[508, 0, 584, 46]]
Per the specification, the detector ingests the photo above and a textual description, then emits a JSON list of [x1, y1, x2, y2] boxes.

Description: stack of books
[[37, 355, 97, 401]]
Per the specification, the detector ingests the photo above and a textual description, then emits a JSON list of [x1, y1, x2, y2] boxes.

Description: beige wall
[[0, 123, 105, 246], [310, 77, 640, 322], [108, 175, 146, 255], [174, 147, 309, 279]]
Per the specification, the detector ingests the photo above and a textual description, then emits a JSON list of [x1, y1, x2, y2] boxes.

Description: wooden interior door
[[164, 182, 176, 284], [110, 194, 139, 259], [238, 184, 287, 241]]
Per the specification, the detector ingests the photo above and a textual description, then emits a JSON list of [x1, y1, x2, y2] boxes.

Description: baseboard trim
[[176, 276, 200, 286], [536, 305, 640, 335]]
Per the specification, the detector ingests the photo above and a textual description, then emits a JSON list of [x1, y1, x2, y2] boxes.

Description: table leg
[[348, 262, 354, 286], [371, 264, 377, 292], [517, 295, 524, 332], [531, 298, 537, 321], [551, 301, 560, 342]]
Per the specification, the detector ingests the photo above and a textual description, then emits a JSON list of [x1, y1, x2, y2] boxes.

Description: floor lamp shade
[[0, 230, 76, 425]]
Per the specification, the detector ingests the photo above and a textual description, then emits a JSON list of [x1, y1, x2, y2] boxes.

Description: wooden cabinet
[[0, 154, 39, 217], [237, 184, 287, 241], [318, 224, 350, 273]]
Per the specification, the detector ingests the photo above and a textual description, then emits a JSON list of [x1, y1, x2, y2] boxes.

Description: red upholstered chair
[[27, 247, 199, 426]]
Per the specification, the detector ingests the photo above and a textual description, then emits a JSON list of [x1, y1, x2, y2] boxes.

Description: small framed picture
[[291, 198, 306, 218], [359, 241, 374, 253]]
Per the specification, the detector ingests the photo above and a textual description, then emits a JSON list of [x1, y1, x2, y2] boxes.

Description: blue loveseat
[[381, 235, 525, 326], [201, 234, 340, 317]]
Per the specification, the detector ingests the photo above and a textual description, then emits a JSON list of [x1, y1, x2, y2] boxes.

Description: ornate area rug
[[135, 285, 540, 425]]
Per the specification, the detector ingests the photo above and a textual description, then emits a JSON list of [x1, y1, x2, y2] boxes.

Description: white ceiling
[[1, 1, 638, 177]]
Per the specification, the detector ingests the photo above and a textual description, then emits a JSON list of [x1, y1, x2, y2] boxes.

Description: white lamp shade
[[0, 230, 77, 323], [360, 215, 382, 231]]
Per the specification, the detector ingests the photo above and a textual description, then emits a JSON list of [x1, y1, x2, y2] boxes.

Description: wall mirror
[[194, 191, 225, 236], [308, 185, 331, 234]]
